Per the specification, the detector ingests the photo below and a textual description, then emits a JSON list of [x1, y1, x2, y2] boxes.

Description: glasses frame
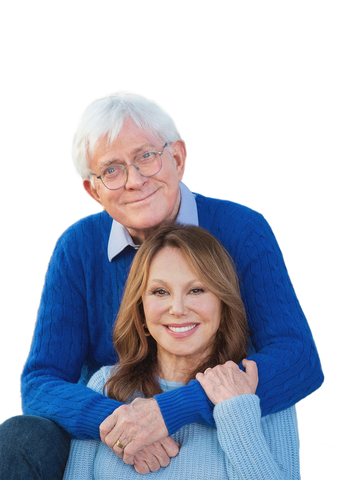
[[90, 143, 168, 190]]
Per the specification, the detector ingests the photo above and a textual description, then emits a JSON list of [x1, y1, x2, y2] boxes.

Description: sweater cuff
[[71, 396, 123, 440], [213, 394, 262, 443], [214, 394, 261, 421], [154, 379, 215, 435]]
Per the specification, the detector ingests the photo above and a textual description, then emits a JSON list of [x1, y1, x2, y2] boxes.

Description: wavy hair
[[105, 224, 249, 402]]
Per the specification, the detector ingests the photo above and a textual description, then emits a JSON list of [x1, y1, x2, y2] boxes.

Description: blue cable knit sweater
[[21, 190, 323, 440], [63, 366, 300, 480]]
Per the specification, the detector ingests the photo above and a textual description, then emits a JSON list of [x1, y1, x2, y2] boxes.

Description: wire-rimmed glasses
[[91, 143, 168, 190]]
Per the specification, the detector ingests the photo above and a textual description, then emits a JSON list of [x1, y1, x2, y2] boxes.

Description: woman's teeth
[[167, 324, 197, 333]]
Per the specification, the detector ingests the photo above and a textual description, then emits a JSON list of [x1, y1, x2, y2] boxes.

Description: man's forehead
[[96, 138, 155, 155], [93, 121, 163, 157]]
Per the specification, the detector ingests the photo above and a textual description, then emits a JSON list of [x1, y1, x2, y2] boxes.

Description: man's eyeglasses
[[91, 143, 168, 190]]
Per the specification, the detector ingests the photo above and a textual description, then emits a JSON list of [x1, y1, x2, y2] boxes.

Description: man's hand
[[100, 397, 179, 473], [132, 438, 179, 474], [196, 359, 258, 405]]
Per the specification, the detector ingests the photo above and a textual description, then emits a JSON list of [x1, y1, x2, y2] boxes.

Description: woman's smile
[[164, 323, 200, 337]]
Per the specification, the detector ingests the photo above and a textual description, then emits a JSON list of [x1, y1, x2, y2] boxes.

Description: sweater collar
[[107, 182, 199, 261]]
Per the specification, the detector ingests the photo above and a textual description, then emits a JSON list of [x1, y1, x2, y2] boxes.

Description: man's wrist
[[154, 380, 215, 435]]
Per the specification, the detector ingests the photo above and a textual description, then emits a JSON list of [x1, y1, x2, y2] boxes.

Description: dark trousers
[[0, 415, 71, 480]]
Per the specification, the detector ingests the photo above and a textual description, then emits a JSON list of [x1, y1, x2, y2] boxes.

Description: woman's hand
[[196, 359, 258, 405]]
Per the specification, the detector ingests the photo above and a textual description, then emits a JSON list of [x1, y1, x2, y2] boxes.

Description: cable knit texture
[[63, 366, 300, 479], [21, 191, 323, 439]]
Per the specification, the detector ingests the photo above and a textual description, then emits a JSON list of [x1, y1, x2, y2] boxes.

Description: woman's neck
[[156, 353, 203, 383]]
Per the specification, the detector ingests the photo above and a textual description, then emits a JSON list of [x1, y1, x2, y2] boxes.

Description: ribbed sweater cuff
[[154, 379, 215, 435], [214, 395, 285, 480], [72, 396, 122, 440], [214, 394, 261, 433]]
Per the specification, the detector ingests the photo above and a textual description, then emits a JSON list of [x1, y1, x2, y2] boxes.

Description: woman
[[63, 225, 300, 479]]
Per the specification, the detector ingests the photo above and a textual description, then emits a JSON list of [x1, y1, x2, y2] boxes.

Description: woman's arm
[[215, 397, 300, 480], [197, 361, 300, 480]]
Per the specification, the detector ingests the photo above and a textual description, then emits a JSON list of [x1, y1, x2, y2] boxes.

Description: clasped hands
[[100, 360, 258, 475], [100, 397, 178, 475]]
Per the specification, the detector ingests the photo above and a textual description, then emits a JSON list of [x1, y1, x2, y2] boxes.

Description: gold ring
[[116, 439, 125, 449], [204, 368, 212, 374]]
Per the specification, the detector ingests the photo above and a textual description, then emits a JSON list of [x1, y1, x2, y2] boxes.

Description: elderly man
[[0, 93, 323, 479]]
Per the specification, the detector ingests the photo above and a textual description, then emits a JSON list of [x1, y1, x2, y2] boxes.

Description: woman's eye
[[152, 289, 168, 296], [190, 288, 205, 295]]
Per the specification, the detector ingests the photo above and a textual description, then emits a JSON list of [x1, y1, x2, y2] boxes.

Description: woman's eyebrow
[[147, 278, 168, 285], [147, 278, 202, 287]]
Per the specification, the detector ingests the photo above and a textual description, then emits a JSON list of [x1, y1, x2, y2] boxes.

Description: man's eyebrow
[[130, 143, 156, 155], [100, 143, 156, 168]]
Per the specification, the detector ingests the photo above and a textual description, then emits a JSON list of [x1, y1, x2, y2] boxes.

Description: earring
[[142, 324, 151, 337]]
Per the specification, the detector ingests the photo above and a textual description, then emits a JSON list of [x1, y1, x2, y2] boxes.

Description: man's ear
[[83, 179, 103, 206], [170, 140, 186, 181]]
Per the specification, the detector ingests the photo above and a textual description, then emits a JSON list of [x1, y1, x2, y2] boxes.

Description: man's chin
[[126, 216, 177, 244]]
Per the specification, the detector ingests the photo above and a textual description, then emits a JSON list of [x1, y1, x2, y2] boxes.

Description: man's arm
[[236, 213, 324, 415], [21, 228, 124, 439], [194, 195, 323, 416], [21, 220, 214, 442], [204, 203, 324, 417]]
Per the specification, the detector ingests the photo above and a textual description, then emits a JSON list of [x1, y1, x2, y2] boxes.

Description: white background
[[0, 1, 342, 478]]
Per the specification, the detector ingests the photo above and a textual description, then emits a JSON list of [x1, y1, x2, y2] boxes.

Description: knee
[[1, 415, 68, 446], [0, 415, 71, 479], [0, 415, 28, 446]]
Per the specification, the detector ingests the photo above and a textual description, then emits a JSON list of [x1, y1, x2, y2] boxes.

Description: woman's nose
[[169, 296, 188, 316]]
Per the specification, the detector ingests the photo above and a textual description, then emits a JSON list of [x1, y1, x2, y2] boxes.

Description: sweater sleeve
[[235, 214, 324, 415], [21, 233, 123, 440], [214, 395, 300, 480], [154, 379, 216, 433], [158, 207, 324, 431]]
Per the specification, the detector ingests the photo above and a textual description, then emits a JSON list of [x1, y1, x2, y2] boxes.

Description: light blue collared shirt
[[107, 182, 199, 261]]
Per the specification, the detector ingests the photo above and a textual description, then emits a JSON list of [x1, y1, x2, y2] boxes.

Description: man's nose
[[124, 163, 147, 189]]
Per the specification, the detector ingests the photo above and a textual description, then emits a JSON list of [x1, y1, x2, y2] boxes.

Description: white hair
[[72, 93, 182, 180]]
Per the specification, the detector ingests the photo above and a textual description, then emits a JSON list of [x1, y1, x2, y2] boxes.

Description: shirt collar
[[107, 182, 199, 261]]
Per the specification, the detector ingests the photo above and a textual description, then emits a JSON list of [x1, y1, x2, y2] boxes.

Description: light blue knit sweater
[[63, 366, 300, 480]]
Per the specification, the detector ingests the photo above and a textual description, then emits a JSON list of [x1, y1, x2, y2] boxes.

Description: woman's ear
[[83, 179, 103, 206]]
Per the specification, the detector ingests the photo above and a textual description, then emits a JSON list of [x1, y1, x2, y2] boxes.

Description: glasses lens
[[102, 165, 126, 189], [135, 151, 162, 177], [100, 148, 164, 190]]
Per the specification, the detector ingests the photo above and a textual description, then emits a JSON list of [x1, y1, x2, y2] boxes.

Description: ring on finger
[[115, 439, 125, 450], [204, 368, 212, 374]]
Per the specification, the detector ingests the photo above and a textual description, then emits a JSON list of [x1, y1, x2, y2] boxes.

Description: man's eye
[[103, 166, 120, 177], [142, 152, 152, 159]]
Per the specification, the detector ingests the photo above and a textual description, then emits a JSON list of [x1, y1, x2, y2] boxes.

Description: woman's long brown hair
[[104, 224, 249, 402]]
